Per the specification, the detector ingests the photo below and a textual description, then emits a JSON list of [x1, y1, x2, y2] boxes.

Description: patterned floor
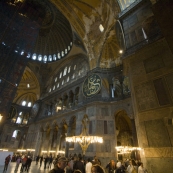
[[0, 161, 53, 173]]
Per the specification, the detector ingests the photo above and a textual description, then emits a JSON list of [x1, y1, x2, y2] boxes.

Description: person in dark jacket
[[40, 156, 43, 168], [106, 160, 116, 173], [36, 155, 39, 165], [73, 156, 85, 173], [3, 155, 11, 172], [25, 156, 32, 172], [48, 156, 68, 173]]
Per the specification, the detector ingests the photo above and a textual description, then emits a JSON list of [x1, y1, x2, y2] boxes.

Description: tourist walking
[[14, 156, 21, 172], [3, 155, 11, 172], [25, 156, 32, 172]]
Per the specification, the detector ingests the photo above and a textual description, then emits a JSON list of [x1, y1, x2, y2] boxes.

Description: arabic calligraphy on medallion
[[83, 74, 102, 97]]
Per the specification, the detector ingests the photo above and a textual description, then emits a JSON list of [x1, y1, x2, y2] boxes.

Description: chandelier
[[115, 146, 141, 154], [66, 115, 103, 155]]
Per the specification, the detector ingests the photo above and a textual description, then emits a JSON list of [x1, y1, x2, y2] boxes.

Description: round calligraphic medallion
[[83, 74, 102, 97]]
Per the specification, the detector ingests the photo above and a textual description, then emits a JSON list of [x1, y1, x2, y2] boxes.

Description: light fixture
[[42, 151, 48, 153], [119, 50, 123, 54], [115, 146, 142, 154], [17, 149, 26, 152], [49, 150, 56, 153], [27, 149, 35, 151], [0, 114, 3, 122], [66, 115, 103, 155], [3, 149, 8, 151]]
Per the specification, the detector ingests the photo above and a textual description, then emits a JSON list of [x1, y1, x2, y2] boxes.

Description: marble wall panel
[[144, 119, 171, 147], [97, 120, 104, 135], [153, 78, 170, 106], [107, 121, 115, 134], [165, 73, 173, 100], [135, 81, 158, 112], [143, 55, 165, 73]]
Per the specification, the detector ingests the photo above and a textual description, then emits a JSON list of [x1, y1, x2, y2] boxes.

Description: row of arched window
[[19, 42, 73, 62]]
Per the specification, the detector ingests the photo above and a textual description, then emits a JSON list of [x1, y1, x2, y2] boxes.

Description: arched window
[[57, 83, 59, 88], [12, 130, 19, 138], [68, 66, 71, 73], [63, 67, 67, 76], [38, 55, 42, 61], [53, 85, 55, 90], [28, 102, 32, 107], [43, 55, 47, 62], [67, 76, 69, 82], [74, 65, 76, 70], [32, 53, 37, 60], [62, 80, 64, 85], [59, 72, 62, 78], [58, 53, 61, 59], [22, 101, 26, 106], [49, 55, 52, 61], [62, 51, 64, 57], [55, 77, 57, 82], [65, 49, 67, 54], [72, 73, 75, 79], [49, 88, 51, 92], [68, 46, 70, 51], [16, 116, 22, 124], [117, 0, 136, 11], [53, 54, 56, 61]]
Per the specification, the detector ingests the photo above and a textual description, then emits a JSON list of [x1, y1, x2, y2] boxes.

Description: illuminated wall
[[117, 0, 136, 11]]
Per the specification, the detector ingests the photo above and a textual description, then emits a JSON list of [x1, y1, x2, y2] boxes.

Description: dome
[[0, 0, 73, 63]]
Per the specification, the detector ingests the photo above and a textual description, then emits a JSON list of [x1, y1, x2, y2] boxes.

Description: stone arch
[[114, 110, 133, 147]]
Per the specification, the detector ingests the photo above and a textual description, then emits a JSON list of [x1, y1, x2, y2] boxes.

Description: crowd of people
[[3, 153, 147, 173]]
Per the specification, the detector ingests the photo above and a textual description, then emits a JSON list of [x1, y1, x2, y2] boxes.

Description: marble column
[[65, 125, 72, 157], [55, 129, 62, 155]]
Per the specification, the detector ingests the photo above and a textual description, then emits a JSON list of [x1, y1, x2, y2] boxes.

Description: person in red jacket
[[3, 155, 11, 172]]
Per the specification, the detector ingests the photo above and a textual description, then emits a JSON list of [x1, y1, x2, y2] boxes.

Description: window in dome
[[49, 55, 52, 61], [68, 46, 70, 51], [32, 53, 37, 60], [62, 80, 64, 85], [70, 42, 72, 46], [53, 85, 55, 90], [19, 112, 22, 115], [53, 54, 56, 60], [68, 66, 71, 73], [27, 84, 30, 88], [21, 50, 24, 55], [67, 76, 69, 82], [12, 130, 19, 138], [22, 101, 26, 106], [117, 0, 136, 11], [99, 24, 104, 32], [63, 67, 67, 76], [16, 117, 22, 124], [27, 53, 31, 58], [49, 88, 51, 92], [65, 49, 67, 54], [58, 53, 61, 59], [55, 77, 57, 82], [38, 55, 42, 61], [78, 71, 81, 76], [43, 55, 47, 62], [28, 102, 32, 107], [74, 65, 76, 70], [57, 83, 59, 88], [59, 72, 62, 78], [62, 51, 64, 57]]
